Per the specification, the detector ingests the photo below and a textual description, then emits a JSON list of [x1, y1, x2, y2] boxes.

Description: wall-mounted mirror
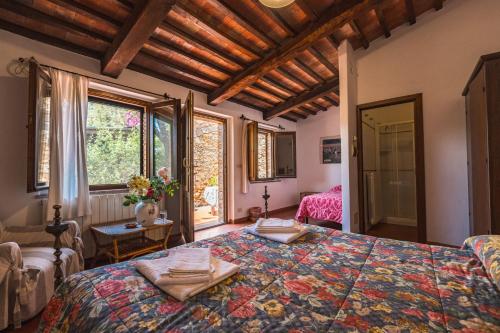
[[247, 122, 296, 181], [275, 132, 296, 178]]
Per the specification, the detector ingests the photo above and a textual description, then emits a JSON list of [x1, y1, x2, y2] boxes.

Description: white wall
[[0, 29, 298, 228], [355, 0, 500, 245], [296, 108, 341, 193]]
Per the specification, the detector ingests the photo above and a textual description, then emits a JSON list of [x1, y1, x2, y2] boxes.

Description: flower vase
[[135, 200, 159, 226]]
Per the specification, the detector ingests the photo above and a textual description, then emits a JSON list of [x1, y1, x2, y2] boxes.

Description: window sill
[[249, 179, 282, 184], [90, 188, 128, 195]]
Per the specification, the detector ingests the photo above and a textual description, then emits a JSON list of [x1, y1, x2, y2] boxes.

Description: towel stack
[[246, 218, 308, 243], [136, 247, 239, 301]]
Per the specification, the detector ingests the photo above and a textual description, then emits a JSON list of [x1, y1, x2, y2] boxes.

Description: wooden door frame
[[193, 111, 228, 230], [356, 94, 427, 243]]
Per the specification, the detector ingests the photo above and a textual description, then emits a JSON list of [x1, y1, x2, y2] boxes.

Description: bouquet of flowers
[[123, 168, 179, 206]]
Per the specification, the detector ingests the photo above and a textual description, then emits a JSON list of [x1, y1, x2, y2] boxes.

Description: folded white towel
[[167, 247, 212, 274], [139, 258, 239, 301], [256, 218, 297, 228], [135, 256, 216, 285], [245, 224, 308, 244]]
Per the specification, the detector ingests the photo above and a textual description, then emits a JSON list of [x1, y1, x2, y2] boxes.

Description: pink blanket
[[296, 185, 342, 224]]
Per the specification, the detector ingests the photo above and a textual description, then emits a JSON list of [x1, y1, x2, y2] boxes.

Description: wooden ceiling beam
[[260, 76, 298, 96], [275, 67, 310, 89], [174, 2, 261, 58], [323, 94, 339, 106], [159, 22, 245, 70], [251, 0, 296, 36], [280, 114, 298, 122], [434, 0, 443, 11], [327, 35, 340, 49], [404, 0, 416, 25], [291, 110, 308, 119], [216, 0, 279, 46], [102, 0, 175, 78], [253, 83, 287, 101], [350, 19, 369, 49], [310, 101, 328, 111], [295, 0, 318, 20], [293, 58, 325, 83], [53, 0, 123, 26], [298, 106, 317, 115], [208, 0, 375, 105], [146, 37, 233, 76], [229, 96, 269, 113], [374, 4, 391, 38], [309, 45, 339, 76], [264, 78, 339, 120]]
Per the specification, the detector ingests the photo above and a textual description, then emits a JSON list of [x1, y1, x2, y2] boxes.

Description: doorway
[[357, 94, 426, 243], [192, 113, 227, 231]]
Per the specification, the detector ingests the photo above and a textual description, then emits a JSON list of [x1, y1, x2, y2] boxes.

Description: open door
[[150, 98, 182, 239], [180, 91, 194, 243]]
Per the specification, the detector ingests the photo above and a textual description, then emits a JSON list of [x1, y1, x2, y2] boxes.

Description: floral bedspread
[[38, 226, 500, 332], [296, 187, 342, 224]]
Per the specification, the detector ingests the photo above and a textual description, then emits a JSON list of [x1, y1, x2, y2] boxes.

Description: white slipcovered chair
[[0, 220, 84, 330]]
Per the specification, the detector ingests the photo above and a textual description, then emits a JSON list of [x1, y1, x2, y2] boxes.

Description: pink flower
[[95, 279, 125, 298], [231, 302, 256, 318], [158, 301, 184, 314]]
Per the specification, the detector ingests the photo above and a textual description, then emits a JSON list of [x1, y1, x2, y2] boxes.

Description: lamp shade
[[259, 0, 295, 8]]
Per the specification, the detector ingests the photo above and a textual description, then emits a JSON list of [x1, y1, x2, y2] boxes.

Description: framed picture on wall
[[321, 136, 341, 164]]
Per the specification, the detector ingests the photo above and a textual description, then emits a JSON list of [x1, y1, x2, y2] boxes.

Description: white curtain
[[46, 69, 91, 221], [241, 119, 250, 194]]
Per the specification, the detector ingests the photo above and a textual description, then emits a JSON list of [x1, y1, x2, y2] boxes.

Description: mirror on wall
[[275, 132, 296, 178], [247, 122, 296, 181]]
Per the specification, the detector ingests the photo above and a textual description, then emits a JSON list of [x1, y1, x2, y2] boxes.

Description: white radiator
[[42, 193, 166, 259]]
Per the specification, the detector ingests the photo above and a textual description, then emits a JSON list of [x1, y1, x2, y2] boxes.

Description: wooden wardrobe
[[463, 52, 500, 236]]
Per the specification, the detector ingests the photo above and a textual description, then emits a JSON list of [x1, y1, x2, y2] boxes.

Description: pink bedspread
[[296, 185, 342, 224]]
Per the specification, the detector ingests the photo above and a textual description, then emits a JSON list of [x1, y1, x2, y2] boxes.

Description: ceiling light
[[259, 0, 295, 9]]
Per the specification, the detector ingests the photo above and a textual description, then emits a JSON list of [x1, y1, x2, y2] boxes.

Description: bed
[[38, 226, 500, 332], [296, 185, 342, 225]]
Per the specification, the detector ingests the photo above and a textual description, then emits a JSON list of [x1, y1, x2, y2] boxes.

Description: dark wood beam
[[217, 0, 279, 46], [251, 0, 296, 36], [292, 58, 324, 83], [260, 76, 298, 96], [434, 0, 443, 10], [280, 114, 298, 122], [253, 83, 287, 101], [327, 35, 340, 49], [159, 22, 245, 70], [298, 106, 317, 115], [310, 102, 327, 111], [229, 96, 269, 113], [291, 110, 308, 119], [208, 0, 376, 105], [323, 95, 339, 106], [404, 0, 416, 25], [146, 37, 233, 76], [264, 78, 339, 120], [350, 19, 369, 49], [275, 67, 310, 88], [295, 0, 318, 20], [309, 45, 339, 76], [174, 2, 261, 58], [374, 5, 391, 38], [102, 0, 175, 77]]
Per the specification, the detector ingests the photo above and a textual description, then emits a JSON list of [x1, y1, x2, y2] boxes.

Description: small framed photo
[[321, 136, 341, 164]]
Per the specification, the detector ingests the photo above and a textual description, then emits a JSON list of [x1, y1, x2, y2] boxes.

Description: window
[[27, 61, 177, 192], [257, 129, 274, 179], [27, 61, 52, 192], [152, 112, 173, 180], [247, 122, 297, 182], [86, 97, 144, 189]]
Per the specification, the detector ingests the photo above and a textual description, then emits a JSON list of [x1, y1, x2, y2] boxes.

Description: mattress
[[38, 226, 499, 332]]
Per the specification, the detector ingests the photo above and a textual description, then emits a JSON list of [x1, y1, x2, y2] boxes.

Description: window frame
[[256, 127, 275, 181], [86, 89, 148, 191], [27, 61, 52, 192]]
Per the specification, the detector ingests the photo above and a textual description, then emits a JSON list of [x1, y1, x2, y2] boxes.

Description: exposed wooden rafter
[[264, 78, 339, 120], [102, 0, 175, 77], [374, 4, 391, 38], [404, 0, 416, 25], [208, 0, 376, 106], [434, 0, 444, 11], [309, 46, 339, 76], [350, 19, 369, 49]]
